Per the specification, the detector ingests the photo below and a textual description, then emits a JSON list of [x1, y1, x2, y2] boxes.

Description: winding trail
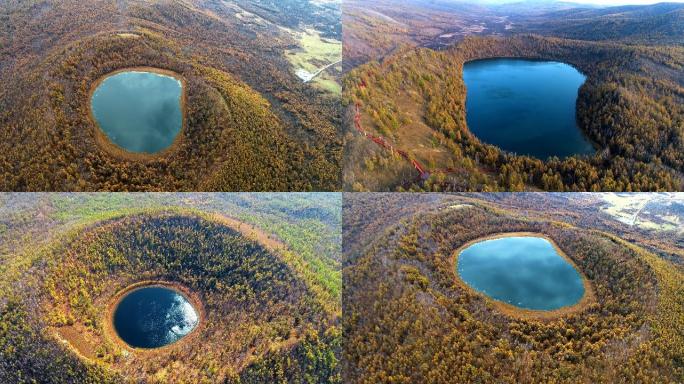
[[352, 80, 464, 180], [631, 197, 654, 226], [304, 59, 342, 83], [353, 102, 428, 178]]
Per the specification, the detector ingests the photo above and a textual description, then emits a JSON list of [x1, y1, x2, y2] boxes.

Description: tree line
[[344, 201, 683, 382], [345, 35, 684, 192]]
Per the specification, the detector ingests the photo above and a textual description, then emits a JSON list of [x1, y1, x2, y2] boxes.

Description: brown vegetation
[[343, 195, 684, 383], [0, 0, 342, 191], [345, 35, 684, 192]]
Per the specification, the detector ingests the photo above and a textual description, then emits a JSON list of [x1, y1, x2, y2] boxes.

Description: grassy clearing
[[315, 71, 342, 94], [286, 28, 341, 93], [288, 29, 341, 72], [600, 193, 682, 232], [600, 193, 653, 223]]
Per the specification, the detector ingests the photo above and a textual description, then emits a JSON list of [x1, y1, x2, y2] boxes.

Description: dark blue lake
[[463, 59, 595, 159], [457, 236, 585, 311], [91, 71, 183, 154], [113, 286, 199, 348]]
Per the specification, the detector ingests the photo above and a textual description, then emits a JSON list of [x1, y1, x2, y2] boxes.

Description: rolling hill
[[343, 1, 684, 192], [0, 0, 342, 191]]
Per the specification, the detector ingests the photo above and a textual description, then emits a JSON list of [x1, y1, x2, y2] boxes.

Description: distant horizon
[[570, 0, 684, 5], [481, 0, 684, 5]]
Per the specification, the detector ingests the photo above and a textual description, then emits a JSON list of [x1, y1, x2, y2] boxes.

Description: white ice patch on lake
[[167, 294, 199, 338]]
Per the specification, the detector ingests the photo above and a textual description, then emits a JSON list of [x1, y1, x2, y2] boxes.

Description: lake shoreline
[[461, 58, 598, 160], [88, 67, 188, 162], [49, 211, 299, 365], [103, 280, 207, 353], [452, 231, 596, 321]]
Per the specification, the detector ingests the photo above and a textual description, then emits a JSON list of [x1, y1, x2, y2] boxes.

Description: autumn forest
[[2, 0, 684, 383], [344, 1, 684, 192]]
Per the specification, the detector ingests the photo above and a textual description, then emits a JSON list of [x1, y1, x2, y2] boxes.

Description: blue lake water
[[463, 59, 595, 159], [457, 236, 585, 311], [91, 71, 183, 153], [113, 286, 198, 348]]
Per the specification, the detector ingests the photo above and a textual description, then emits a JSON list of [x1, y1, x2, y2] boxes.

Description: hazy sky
[[572, 0, 684, 4], [484, 0, 684, 4]]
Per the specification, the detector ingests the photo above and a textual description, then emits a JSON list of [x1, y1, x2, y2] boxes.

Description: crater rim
[[104, 280, 205, 352]]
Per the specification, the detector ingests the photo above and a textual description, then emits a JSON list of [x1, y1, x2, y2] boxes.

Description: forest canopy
[[0, 193, 342, 383], [0, 0, 342, 191], [345, 34, 684, 192], [343, 193, 684, 383]]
